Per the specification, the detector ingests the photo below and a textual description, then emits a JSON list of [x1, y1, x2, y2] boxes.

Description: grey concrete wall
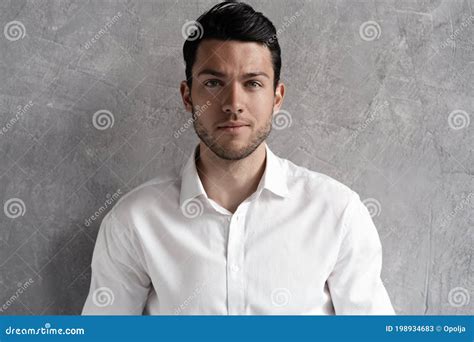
[[0, 0, 472, 315]]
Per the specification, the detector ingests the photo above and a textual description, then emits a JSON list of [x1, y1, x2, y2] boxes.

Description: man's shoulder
[[282, 156, 358, 209], [110, 171, 180, 218]]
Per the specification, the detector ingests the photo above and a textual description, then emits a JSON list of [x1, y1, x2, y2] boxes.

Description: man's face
[[180, 39, 285, 160]]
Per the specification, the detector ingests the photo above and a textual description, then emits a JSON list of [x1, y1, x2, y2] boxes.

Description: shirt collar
[[179, 142, 289, 208]]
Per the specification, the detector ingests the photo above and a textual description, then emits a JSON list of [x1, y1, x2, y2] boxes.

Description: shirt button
[[231, 265, 240, 272]]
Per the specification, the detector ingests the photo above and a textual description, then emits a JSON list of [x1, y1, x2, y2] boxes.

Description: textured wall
[[0, 0, 472, 315]]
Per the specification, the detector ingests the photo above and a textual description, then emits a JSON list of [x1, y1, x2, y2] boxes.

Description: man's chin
[[210, 142, 259, 161]]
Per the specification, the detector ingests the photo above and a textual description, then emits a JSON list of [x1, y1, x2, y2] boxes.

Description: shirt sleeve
[[81, 210, 151, 315], [327, 193, 396, 315]]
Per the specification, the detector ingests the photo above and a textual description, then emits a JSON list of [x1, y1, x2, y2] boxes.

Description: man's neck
[[196, 142, 267, 214]]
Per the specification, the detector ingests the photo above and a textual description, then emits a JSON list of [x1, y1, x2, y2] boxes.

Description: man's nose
[[221, 82, 244, 114]]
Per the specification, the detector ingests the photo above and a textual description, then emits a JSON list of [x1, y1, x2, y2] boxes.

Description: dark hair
[[182, 1, 281, 92]]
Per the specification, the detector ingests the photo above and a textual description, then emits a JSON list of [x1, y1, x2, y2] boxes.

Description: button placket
[[226, 209, 246, 315]]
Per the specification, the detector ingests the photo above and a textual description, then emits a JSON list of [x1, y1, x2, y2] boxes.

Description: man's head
[[180, 1, 285, 161]]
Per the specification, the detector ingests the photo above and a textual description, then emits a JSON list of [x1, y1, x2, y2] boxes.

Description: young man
[[82, 2, 395, 315]]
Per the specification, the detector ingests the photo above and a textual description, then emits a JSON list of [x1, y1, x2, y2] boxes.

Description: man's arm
[[327, 193, 396, 315], [82, 210, 151, 315]]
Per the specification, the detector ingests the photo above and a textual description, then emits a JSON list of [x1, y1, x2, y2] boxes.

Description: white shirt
[[82, 142, 395, 315]]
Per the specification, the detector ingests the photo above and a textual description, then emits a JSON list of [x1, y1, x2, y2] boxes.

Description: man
[[82, 1, 395, 315]]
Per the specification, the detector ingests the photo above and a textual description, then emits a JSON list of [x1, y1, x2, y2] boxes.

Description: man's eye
[[247, 81, 262, 88], [204, 80, 221, 88]]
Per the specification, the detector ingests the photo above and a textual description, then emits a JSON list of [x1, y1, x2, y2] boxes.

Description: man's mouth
[[218, 125, 248, 131]]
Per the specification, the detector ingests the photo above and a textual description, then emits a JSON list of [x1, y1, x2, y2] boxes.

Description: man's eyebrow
[[196, 69, 270, 79]]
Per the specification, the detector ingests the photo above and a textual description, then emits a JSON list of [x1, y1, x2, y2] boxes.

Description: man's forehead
[[194, 39, 273, 74]]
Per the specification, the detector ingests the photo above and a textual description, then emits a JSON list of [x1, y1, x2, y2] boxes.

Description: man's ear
[[272, 82, 285, 114], [180, 80, 193, 113]]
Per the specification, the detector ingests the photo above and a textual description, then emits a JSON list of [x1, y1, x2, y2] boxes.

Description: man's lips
[[218, 125, 248, 129], [217, 124, 250, 133]]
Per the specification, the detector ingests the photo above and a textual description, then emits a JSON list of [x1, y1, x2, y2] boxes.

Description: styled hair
[[182, 1, 281, 91]]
